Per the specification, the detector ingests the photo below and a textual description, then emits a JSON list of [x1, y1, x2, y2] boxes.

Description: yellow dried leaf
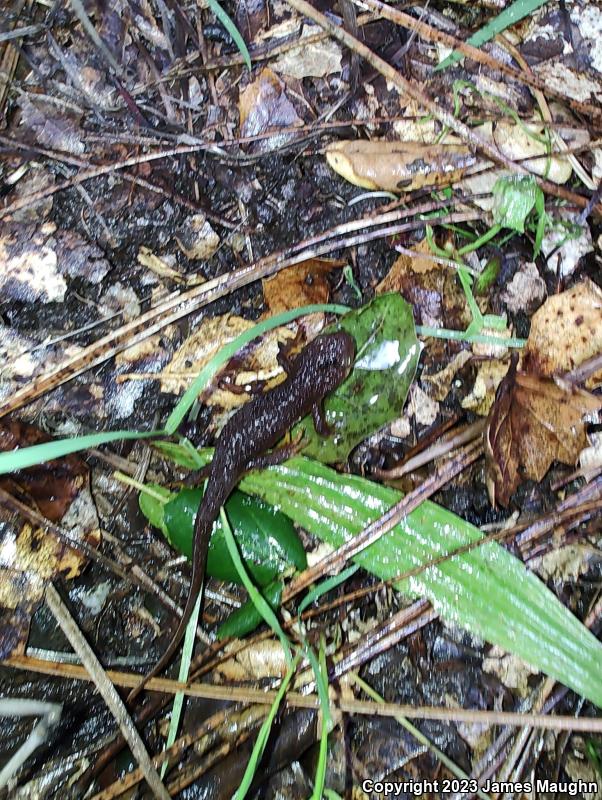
[[326, 140, 476, 192], [161, 315, 291, 412]]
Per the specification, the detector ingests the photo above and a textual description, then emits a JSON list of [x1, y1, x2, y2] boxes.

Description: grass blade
[[436, 0, 552, 71], [232, 655, 300, 800], [220, 508, 293, 667], [206, 0, 252, 70]]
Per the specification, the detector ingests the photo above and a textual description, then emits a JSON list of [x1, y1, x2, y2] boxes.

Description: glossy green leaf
[[294, 293, 421, 462], [235, 457, 602, 709], [216, 579, 283, 640], [153, 486, 306, 585]]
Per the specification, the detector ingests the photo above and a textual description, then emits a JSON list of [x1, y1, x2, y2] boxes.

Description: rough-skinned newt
[[129, 330, 355, 700]]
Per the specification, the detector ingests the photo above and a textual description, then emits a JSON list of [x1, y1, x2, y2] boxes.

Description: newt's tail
[[127, 515, 211, 704]]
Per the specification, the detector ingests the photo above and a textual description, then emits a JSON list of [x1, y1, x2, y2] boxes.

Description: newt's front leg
[[312, 400, 332, 437]]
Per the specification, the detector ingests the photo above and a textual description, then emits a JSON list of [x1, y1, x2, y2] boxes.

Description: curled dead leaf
[[239, 68, 303, 144], [484, 354, 602, 506], [326, 140, 476, 192]]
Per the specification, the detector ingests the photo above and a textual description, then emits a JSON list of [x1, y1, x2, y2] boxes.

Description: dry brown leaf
[[262, 257, 341, 315], [0, 421, 89, 522], [326, 140, 476, 192], [217, 639, 288, 681], [0, 421, 99, 657], [239, 68, 303, 140], [485, 354, 602, 506], [377, 240, 470, 332], [523, 279, 602, 383]]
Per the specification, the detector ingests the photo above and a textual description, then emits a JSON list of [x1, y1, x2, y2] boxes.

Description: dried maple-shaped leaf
[[485, 354, 601, 506], [262, 257, 342, 315]]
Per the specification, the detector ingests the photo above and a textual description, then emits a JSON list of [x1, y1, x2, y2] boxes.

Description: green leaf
[[293, 293, 421, 462], [436, 0, 552, 71], [234, 456, 602, 709], [138, 484, 173, 536], [492, 174, 542, 234], [216, 579, 283, 640], [474, 256, 501, 295], [148, 486, 306, 586]]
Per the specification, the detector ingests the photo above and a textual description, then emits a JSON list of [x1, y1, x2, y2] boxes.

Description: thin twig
[[44, 584, 171, 800], [5, 653, 602, 732], [355, 0, 602, 125], [284, 439, 483, 601], [283, 0, 596, 214]]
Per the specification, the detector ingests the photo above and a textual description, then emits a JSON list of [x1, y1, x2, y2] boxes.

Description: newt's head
[[310, 331, 355, 388]]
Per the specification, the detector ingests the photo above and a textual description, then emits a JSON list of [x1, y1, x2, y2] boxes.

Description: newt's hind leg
[[246, 433, 304, 472]]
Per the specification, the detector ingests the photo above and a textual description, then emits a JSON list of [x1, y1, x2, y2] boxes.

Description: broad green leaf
[[140, 485, 306, 586], [294, 293, 421, 462], [138, 484, 173, 536], [236, 457, 602, 709]]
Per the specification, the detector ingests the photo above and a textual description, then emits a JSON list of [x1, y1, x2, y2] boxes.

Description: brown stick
[[283, 439, 483, 601]]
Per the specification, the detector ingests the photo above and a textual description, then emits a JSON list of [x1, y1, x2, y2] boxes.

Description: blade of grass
[[436, 0, 552, 71], [206, 0, 252, 70], [220, 507, 293, 667], [160, 594, 202, 779], [232, 654, 300, 800], [0, 430, 158, 475], [298, 565, 359, 616], [305, 640, 331, 800]]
